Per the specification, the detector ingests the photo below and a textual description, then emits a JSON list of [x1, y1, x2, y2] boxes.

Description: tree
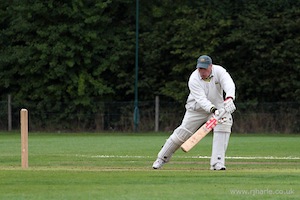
[[0, 0, 136, 129], [218, 0, 300, 102], [0, 0, 299, 131]]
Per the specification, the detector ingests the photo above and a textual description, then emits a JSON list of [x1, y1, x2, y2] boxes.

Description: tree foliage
[[0, 0, 299, 129]]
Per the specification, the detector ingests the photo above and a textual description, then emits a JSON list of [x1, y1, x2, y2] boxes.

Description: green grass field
[[0, 132, 299, 199]]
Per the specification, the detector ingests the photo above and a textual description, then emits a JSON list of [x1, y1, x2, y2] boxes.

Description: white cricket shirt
[[186, 64, 236, 113]]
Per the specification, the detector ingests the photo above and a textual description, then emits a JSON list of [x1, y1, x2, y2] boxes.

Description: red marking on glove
[[225, 97, 233, 101]]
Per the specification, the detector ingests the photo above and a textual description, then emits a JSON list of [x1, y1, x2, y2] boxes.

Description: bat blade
[[181, 109, 226, 152]]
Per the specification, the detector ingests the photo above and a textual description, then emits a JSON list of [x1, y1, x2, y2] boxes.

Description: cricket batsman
[[152, 55, 236, 170]]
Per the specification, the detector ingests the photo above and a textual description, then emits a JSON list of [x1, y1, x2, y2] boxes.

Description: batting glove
[[212, 109, 227, 124], [224, 97, 236, 114], [211, 109, 219, 118]]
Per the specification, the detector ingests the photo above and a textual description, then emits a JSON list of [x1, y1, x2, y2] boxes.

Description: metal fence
[[0, 100, 299, 133]]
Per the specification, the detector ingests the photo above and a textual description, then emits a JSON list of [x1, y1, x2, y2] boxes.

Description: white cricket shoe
[[152, 158, 165, 169], [210, 163, 226, 170]]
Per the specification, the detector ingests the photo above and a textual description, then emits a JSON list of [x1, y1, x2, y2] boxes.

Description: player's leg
[[210, 131, 230, 170], [153, 109, 207, 169], [152, 126, 192, 169], [210, 113, 233, 170]]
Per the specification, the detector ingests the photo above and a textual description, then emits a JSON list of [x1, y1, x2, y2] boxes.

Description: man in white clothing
[[153, 55, 236, 170]]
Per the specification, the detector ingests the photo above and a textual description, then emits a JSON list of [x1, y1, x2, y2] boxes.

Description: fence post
[[155, 96, 159, 132], [8, 94, 12, 131]]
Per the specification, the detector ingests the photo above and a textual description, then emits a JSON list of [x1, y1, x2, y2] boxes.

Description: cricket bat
[[181, 109, 226, 152]]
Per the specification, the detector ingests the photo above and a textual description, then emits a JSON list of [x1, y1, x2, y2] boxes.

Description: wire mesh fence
[[0, 100, 299, 133]]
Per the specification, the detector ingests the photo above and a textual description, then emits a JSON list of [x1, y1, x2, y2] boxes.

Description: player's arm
[[217, 68, 236, 113], [188, 74, 215, 113]]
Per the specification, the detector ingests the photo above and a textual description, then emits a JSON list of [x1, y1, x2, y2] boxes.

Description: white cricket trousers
[[157, 108, 233, 167]]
